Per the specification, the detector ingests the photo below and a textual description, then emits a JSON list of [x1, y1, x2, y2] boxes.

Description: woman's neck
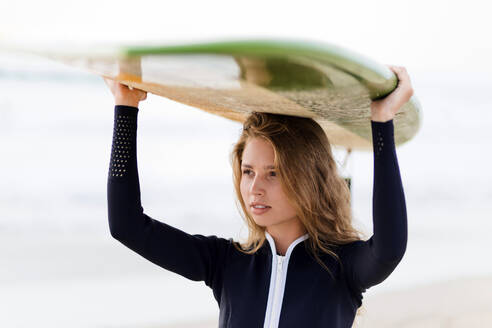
[[266, 217, 307, 256]]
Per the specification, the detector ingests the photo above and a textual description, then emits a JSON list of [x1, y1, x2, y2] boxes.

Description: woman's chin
[[251, 215, 270, 227]]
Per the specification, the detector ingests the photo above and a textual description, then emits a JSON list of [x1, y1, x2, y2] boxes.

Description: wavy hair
[[230, 111, 367, 278]]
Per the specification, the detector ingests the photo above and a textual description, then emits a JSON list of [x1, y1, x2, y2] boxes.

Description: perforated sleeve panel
[[108, 105, 138, 179], [373, 126, 385, 158]]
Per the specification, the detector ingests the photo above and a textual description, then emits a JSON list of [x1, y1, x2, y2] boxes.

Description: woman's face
[[240, 137, 298, 229]]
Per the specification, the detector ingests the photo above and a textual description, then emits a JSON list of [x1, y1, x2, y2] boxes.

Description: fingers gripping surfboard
[[1, 38, 422, 150]]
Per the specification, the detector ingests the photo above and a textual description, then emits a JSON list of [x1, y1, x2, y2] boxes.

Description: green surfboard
[[0, 38, 422, 150]]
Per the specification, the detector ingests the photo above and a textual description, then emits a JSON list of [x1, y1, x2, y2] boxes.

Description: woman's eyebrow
[[241, 163, 276, 169]]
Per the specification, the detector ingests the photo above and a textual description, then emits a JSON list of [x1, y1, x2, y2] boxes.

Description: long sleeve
[[342, 119, 408, 296], [106, 105, 230, 301]]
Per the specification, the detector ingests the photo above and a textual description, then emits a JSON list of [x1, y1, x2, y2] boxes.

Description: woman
[[104, 65, 412, 328]]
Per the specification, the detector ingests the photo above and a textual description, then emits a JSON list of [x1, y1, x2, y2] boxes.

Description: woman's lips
[[251, 206, 271, 215]]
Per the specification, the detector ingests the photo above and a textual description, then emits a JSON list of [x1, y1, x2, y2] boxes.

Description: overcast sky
[[1, 0, 491, 73]]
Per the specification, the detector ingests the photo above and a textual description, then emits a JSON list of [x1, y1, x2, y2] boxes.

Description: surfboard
[[0, 38, 422, 150]]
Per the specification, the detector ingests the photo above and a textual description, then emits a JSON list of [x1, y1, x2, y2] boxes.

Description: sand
[[353, 274, 492, 328], [157, 274, 492, 328]]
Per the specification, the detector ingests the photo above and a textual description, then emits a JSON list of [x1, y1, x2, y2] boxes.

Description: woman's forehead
[[242, 137, 277, 167], [243, 137, 273, 154]]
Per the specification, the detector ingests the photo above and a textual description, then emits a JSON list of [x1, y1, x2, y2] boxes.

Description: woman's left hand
[[371, 65, 414, 122]]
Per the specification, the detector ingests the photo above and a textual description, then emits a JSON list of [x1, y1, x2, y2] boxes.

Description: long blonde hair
[[230, 111, 367, 278]]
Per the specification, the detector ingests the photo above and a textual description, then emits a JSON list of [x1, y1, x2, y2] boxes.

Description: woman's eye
[[241, 169, 276, 177]]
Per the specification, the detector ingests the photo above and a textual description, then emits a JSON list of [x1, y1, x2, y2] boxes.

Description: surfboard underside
[[33, 39, 422, 150]]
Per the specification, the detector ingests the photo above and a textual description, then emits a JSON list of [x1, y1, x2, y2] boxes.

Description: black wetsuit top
[[107, 105, 407, 328]]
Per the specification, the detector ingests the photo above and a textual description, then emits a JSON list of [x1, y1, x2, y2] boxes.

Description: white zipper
[[269, 255, 284, 328], [263, 232, 309, 328]]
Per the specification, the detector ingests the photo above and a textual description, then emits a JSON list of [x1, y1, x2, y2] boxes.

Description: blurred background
[[1, 0, 491, 327]]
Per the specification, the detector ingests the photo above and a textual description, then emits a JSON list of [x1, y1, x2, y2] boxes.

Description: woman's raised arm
[[341, 66, 412, 296], [103, 78, 230, 300]]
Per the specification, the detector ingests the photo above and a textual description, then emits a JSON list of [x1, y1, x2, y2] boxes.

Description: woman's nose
[[250, 176, 265, 195]]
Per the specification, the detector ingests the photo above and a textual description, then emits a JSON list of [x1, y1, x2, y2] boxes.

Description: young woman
[[104, 65, 412, 328]]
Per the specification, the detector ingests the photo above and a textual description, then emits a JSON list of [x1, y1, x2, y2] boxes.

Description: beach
[[2, 231, 491, 328], [157, 274, 492, 328], [353, 274, 492, 328], [1, 54, 492, 328]]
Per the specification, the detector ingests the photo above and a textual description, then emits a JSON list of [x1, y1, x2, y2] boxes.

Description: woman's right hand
[[103, 77, 147, 107]]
